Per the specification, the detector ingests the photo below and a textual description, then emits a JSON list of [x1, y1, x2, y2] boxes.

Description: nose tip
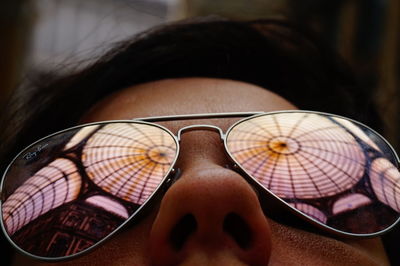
[[148, 167, 272, 265]]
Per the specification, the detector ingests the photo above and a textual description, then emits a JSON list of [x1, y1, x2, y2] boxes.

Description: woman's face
[[14, 78, 389, 265]]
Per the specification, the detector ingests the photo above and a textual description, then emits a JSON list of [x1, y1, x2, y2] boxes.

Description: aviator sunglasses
[[1, 110, 400, 261]]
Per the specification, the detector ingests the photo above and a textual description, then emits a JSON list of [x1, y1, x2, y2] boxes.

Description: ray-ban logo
[[23, 144, 49, 161]]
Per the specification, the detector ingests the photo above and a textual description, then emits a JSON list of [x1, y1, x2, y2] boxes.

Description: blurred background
[[0, 0, 399, 148]]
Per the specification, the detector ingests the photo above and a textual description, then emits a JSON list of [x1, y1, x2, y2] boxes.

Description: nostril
[[223, 212, 253, 250], [169, 214, 197, 250]]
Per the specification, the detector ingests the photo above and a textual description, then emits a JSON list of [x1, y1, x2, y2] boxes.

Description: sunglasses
[[1, 110, 399, 261]]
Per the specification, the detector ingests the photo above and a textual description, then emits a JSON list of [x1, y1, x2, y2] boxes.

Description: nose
[[148, 165, 272, 265]]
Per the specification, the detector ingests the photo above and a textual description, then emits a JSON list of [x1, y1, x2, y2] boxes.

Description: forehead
[[82, 78, 297, 124]]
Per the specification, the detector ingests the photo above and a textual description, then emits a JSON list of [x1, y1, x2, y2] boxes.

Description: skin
[[13, 78, 390, 265]]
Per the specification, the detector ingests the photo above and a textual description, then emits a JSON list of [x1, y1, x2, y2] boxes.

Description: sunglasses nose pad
[[163, 168, 182, 192]]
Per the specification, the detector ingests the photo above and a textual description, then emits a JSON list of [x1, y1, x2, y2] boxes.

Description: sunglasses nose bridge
[[177, 125, 225, 142]]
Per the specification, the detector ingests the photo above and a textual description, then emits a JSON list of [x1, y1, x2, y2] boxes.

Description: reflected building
[[12, 200, 124, 257]]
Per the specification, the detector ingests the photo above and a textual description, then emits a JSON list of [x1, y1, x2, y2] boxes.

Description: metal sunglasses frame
[[1, 110, 400, 261]]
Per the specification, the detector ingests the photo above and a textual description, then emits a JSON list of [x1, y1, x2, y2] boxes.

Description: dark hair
[[0, 16, 396, 264]]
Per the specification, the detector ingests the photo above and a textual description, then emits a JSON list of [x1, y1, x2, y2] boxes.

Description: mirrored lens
[[1, 122, 178, 258], [225, 112, 400, 235]]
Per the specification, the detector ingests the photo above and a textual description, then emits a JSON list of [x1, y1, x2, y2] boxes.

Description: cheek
[[268, 220, 389, 266]]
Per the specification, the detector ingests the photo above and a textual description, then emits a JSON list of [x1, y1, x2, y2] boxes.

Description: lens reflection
[[82, 123, 177, 204], [226, 112, 400, 234], [1, 122, 177, 258]]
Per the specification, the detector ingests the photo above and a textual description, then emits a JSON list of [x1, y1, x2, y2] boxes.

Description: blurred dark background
[[1, 0, 398, 149], [0, 0, 399, 264]]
